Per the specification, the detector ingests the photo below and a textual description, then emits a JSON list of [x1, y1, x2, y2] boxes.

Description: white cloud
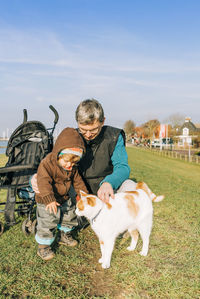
[[1, 27, 200, 76]]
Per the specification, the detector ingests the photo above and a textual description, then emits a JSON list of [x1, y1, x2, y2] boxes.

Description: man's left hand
[[97, 182, 114, 203]]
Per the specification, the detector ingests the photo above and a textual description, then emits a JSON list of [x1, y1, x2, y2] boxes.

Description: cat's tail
[[136, 182, 164, 203], [152, 195, 164, 202]]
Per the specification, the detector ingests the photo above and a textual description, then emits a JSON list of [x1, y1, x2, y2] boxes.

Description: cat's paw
[[102, 262, 110, 269], [139, 250, 148, 256], [98, 257, 103, 264], [127, 246, 135, 251]]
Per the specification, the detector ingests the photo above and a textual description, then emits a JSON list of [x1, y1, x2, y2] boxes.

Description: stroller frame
[[0, 105, 59, 235]]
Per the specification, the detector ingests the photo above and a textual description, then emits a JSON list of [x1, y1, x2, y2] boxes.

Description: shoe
[[77, 216, 89, 230], [37, 245, 55, 261], [59, 231, 78, 247]]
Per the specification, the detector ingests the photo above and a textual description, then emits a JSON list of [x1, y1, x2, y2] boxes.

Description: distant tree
[[166, 113, 185, 129], [142, 119, 160, 147], [193, 132, 200, 148], [123, 120, 136, 140], [164, 113, 185, 139], [135, 126, 145, 138]]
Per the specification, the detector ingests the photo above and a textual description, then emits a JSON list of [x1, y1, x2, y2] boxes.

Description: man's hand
[[97, 182, 114, 203], [45, 201, 60, 215], [31, 174, 40, 193]]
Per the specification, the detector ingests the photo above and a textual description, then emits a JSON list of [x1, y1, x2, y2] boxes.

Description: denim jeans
[[35, 198, 78, 245]]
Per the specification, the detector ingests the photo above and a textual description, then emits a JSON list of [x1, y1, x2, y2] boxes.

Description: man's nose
[[85, 130, 92, 138]]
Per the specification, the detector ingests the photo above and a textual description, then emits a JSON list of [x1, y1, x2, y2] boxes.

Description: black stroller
[[0, 105, 59, 236]]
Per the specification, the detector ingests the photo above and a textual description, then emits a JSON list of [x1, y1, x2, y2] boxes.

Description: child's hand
[[45, 201, 60, 215]]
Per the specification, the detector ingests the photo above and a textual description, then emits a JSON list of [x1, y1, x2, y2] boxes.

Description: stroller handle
[[23, 109, 28, 123], [0, 164, 34, 174], [49, 105, 59, 125]]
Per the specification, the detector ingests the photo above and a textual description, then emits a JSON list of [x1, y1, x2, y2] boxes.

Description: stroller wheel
[[22, 219, 33, 236], [31, 219, 37, 235], [0, 222, 4, 236]]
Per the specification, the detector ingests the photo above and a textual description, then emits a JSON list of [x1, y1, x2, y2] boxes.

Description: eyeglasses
[[78, 124, 102, 135]]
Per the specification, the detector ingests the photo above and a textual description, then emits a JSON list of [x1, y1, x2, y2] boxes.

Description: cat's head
[[75, 191, 101, 219]]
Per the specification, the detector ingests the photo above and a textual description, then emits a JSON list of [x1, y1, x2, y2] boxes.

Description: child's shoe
[[59, 231, 78, 247], [37, 245, 55, 261]]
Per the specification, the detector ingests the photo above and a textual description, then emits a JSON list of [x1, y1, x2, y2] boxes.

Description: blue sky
[[0, 0, 200, 137]]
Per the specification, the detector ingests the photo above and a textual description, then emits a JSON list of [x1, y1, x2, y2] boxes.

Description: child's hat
[[58, 147, 83, 157]]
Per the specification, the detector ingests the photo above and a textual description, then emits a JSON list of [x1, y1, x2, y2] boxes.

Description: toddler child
[[35, 127, 88, 261]]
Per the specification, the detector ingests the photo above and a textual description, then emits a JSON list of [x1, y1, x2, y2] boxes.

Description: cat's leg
[[138, 216, 152, 256], [117, 179, 137, 193], [98, 240, 105, 264], [127, 229, 139, 251], [101, 238, 115, 269]]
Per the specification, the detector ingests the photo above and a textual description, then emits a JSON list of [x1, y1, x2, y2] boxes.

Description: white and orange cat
[[75, 180, 164, 269]]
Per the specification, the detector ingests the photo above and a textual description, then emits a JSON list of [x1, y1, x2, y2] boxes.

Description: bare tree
[[164, 113, 185, 139], [123, 120, 136, 141], [165, 113, 185, 128]]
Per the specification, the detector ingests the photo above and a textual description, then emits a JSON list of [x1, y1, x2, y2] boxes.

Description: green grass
[[0, 149, 199, 299]]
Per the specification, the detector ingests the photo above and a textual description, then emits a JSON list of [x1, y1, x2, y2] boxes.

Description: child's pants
[[35, 198, 78, 245]]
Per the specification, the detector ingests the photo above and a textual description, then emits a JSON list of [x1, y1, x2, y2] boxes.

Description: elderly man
[[75, 99, 130, 202]]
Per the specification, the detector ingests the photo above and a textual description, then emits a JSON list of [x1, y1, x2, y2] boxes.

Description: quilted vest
[[78, 126, 125, 194]]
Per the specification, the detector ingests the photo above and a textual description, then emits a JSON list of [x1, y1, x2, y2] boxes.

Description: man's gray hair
[[75, 99, 104, 124]]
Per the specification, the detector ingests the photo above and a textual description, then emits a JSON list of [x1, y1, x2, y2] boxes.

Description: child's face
[[58, 154, 81, 171]]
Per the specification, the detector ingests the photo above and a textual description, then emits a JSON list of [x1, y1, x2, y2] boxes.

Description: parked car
[[151, 139, 162, 148], [151, 138, 173, 148]]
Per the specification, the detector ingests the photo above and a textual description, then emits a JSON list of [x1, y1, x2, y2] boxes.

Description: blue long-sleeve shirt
[[100, 134, 130, 190]]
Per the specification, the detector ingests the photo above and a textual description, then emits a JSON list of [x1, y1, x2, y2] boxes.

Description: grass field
[[0, 148, 199, 299]]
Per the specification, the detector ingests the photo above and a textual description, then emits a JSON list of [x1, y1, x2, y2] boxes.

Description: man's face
[[78, 119, 104, 140]]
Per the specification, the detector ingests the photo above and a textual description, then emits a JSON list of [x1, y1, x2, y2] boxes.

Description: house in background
[[177, 117, 200, 147]]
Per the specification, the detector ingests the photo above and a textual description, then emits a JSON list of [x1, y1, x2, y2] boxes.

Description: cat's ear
[[80, 190, 87, 198], [87, 196, 96, 207]]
